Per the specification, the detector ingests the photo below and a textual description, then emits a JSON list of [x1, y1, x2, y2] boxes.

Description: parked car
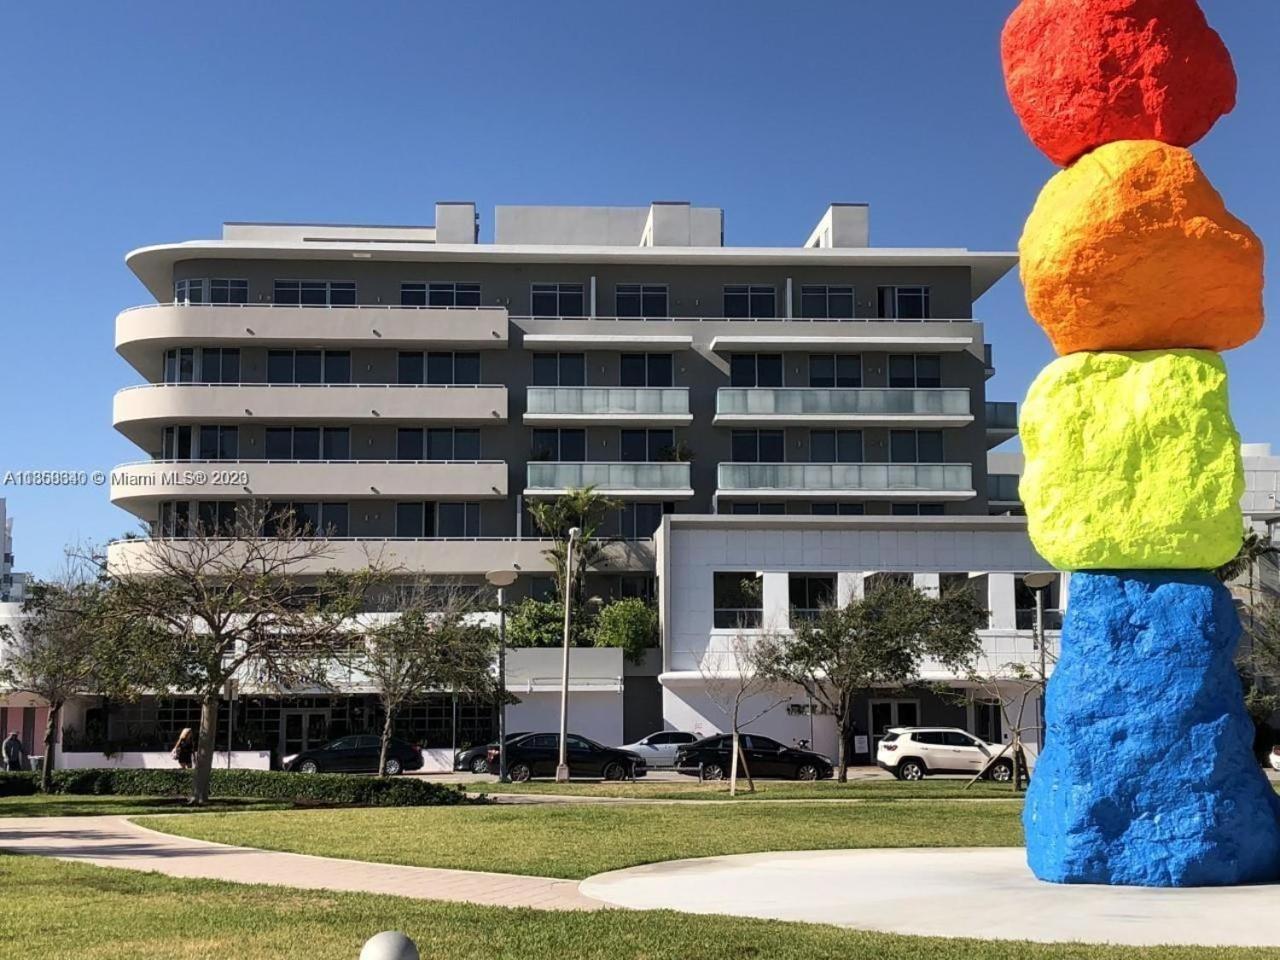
[[620, 730, 698, 768], [455, 732, 529, 774], [674, 733, 834, 781], [488, 732, 647, 782], [1270, 746, 1280, 772], [285, 735, 423, 775], [875, 727, 1016, 781]]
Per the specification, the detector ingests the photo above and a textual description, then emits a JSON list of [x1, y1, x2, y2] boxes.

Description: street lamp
[[556, 526, 581, 783], [485, 568, 518, 783], [1022, 571, 1056, 751]]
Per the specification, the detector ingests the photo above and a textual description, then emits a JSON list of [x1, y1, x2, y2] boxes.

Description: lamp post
[[556, 526, 581, 783], [1022, 572, 1056, 752], [485, 568, 518, 783]]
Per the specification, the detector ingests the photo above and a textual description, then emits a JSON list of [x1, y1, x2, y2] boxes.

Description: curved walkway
[[0, 815, 598, 911]]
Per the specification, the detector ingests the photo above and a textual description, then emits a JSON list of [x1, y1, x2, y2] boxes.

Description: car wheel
[[298, 759, 320, 774], [602, 761, 628, 781], [702, 762, 726, 781], [795, 763, 820, 781], [508, 762, 533, 783], [897, 759, 926, 781], [384, 757, 402, 776], [988, 760, 1013, 783], [470, 756, 490, 775]]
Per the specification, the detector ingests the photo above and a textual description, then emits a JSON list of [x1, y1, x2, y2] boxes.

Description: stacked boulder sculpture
[[1003, 0, 1280, 886]]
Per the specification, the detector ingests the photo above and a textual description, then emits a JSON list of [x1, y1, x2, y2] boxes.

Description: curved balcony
[[716, 462, 974, 500], [109, 459, 508, 517], [714, 387, 972, 427], [525, 461, 693, 499], [113, 383, 507, 445], [524, 387, 692, 426], [117, 303, 509, 373]]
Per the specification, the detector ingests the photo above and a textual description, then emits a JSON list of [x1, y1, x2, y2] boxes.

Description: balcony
[[109, 459, 508, 517], [525, 461, 693, 499], [113, 383, 507, 445], [716, 462, 975, 500], [987, 474, 1021, 505], [116, 303, 509, 372], [524, 387, 692, 426], [985, 401, 1018, 448], [714, 387, 972, 427]]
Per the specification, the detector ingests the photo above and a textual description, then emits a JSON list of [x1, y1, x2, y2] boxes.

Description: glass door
[[281, 710, 329, 757], [869, 699, 920, 751]]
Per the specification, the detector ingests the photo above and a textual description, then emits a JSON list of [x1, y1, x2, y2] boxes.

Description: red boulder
[[1002, 0, 1237, 166]]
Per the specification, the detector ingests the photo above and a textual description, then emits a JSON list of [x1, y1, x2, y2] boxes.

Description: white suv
[[876, 727, 1016, 782]]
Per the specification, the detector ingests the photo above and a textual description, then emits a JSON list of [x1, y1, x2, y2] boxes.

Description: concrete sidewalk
[[0, 815, 600, 911]]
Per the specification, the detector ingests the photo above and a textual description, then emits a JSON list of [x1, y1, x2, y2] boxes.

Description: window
[[196, 501, 238, 536], [730, 354, 783, 387], [531, 353, 586, 387], [800, 285, 855, 319], [398, 351, 481, 385], [724, 284, 776, 318], [620, 429, 674, 462], [809, 430, 863, 463], [157, 501, 191, 537], [163, 348, 196, 384], [808, 354, 861, 388], [266, 350, 350, 384], [617, 501, 669, 539], [889, 430, 944, 463], [395, 502, 481, 537], [877, 286, 930, 320], [729, 502, 786, 515], [264, 502, 349, 537], [713, 572, 763, 629], [200, 348, 240, 383], [944, 731, 981, 748], [616, 284, 669, 318], [531, 428, 586, 461], [400, 282, 481, 307], [161, 426, 192, 459], [174, 278, 248, 304], [811, 502, 865, 516], [891, 503, 946, 516], [789, 574, 835, 621], [620, 353, 674, 387], [888, 354, 942, 388], [530, 283, 585, 317], [197, 426, 239, 460], [731, 430, 784, 463], [273, 280, 357, 306], [397, 428, 480, 460], [745, 735, 783, 752], [265, 427, 348, 460]]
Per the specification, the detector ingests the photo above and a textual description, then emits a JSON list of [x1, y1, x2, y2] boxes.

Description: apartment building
[[0, 502, 26, 605], [101, 200, 1019, 757]]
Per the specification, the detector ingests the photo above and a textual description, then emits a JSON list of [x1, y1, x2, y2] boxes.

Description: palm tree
[[1216, 530, 1277, 587], [527, 486, 621, 606]]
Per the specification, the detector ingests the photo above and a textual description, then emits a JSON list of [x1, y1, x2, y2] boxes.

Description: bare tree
[[103, 506, 383, 804], [957, 656, 1053, 792]]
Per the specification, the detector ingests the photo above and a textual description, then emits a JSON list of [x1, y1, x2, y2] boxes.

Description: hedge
[[0, 769, 472, 806]]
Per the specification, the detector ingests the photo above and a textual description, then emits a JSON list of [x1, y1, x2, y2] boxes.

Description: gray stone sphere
[[359, 931, 420, 960]]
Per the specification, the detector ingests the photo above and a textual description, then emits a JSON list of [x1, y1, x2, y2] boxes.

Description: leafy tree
[[758, 581, 987, 781], [527, 487, 621, 606], [506, 597, 576, 648], [591, 598, 658, 664]]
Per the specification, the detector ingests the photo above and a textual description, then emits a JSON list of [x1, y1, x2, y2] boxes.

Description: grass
[[473, 777, 1025, 801], [139, 798, 1024, 879], [2, 853, 1278, 960], [0, 794, 291, 817]]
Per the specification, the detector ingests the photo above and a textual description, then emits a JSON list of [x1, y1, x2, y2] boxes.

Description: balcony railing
[[988, 474, 1021, 503], [717, 462, 974, 494], [985, 402, 1018, 430], [514, 315, 975, 324], [713, 608, 764, 629], [1016, 608, 1064, 631], [526, 461, 692, 493], [121, 302, 503, 314], [526, 386, 690, 418], [716, 387, 970, 419]]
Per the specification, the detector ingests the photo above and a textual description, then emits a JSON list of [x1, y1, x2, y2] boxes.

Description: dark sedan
[[675, 733, 834, 781], [490, 733, 647, 782], [455, 732, 529, 774], [285, 735, 423, 775]]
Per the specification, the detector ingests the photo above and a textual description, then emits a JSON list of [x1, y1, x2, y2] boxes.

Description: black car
[[490, 732, 647, 782], [675, 733, 834, 781], [285, 734, 423, 775], [455, 732, 529, 774]]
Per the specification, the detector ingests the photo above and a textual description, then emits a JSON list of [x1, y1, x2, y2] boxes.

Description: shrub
[[506, 597, 570, 648], [591, 598, 658, 664], [0, 769, 472, 806]]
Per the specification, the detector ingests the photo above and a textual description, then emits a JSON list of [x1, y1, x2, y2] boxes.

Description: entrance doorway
[[973, 700, 1002, 745], [869, 699, 919, 751], [281, 710, 329, 758]]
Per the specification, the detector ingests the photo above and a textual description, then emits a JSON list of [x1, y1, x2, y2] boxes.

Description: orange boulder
[[1019, 140, 1264, 355]]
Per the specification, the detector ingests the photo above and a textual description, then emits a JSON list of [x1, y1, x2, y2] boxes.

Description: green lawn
[[0, 794, 290, 818], [473, 777, 1024, 801], [1, 854, 1275, 960], [139, 799, 1024, 879]]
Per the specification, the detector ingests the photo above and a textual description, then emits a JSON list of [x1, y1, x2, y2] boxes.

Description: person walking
[[3, 732, 27, 772], [171, 728, 196, 769]]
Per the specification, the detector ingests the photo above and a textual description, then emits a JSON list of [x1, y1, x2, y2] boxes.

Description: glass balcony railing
[[717, 462, 973, 493], [985, 402, 1018, 430], [527, 461, 692, 492], [526, 386, 690, 418], [717, 387, 970, 418], [987, 473, 1022, 502]]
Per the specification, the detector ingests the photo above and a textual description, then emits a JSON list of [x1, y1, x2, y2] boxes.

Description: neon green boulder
[[1020, 350, 1243, 570]]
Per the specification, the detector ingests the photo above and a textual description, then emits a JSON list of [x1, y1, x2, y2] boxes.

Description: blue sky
[[1, 1, 1276, 576]]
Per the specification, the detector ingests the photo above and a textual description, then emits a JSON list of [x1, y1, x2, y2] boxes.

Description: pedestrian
[[171, 728, 196, 769], [2, 732, 26, 772]]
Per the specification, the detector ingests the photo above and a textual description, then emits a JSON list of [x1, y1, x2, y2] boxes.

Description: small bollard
[[359, 931, 419, 960]]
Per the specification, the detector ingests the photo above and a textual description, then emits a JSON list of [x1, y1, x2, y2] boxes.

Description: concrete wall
[[505, 691, 624, 748]]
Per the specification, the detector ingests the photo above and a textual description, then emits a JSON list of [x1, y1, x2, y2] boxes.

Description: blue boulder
[[1024, 570, 1280, 886]]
